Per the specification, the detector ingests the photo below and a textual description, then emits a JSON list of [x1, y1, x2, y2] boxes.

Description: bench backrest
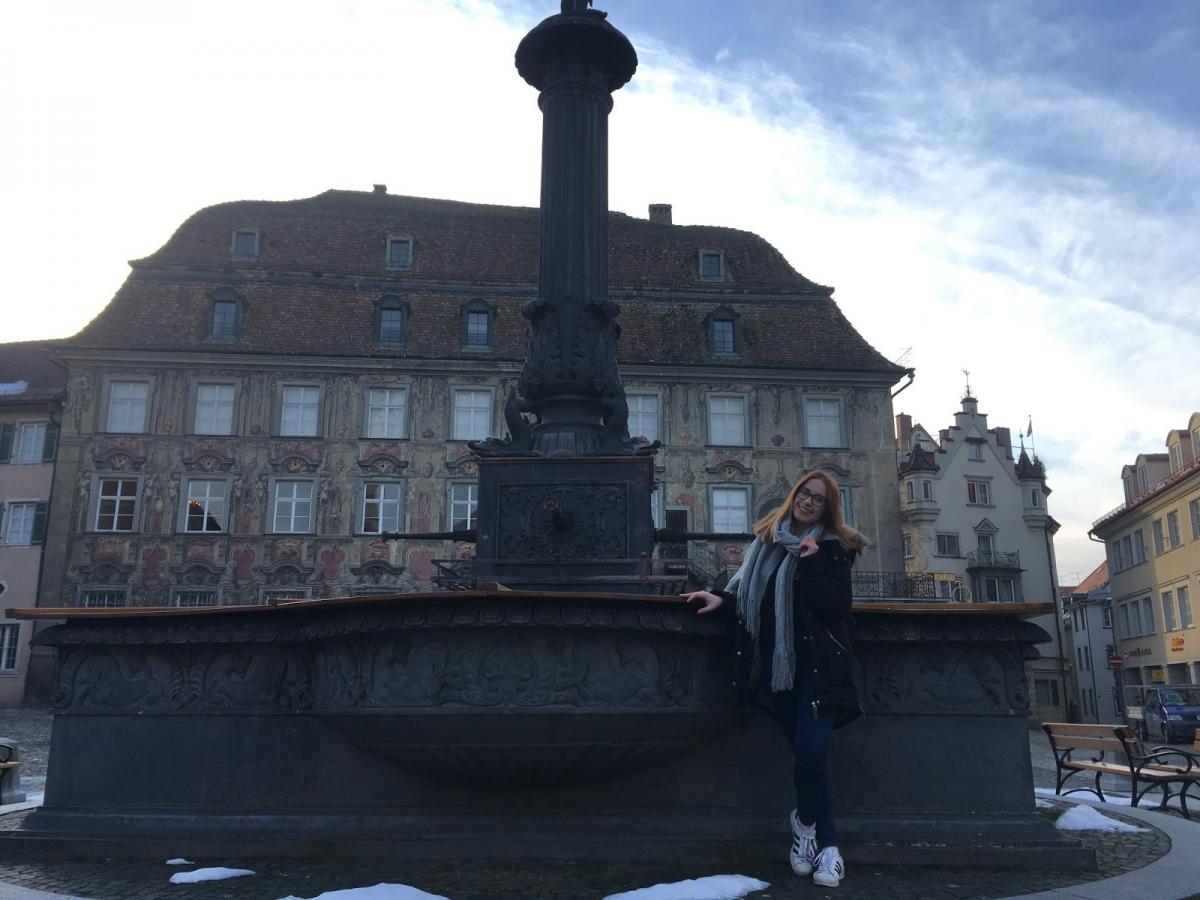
[[1043, 722, 1133, 757], [1194, 728, 1200, 753]]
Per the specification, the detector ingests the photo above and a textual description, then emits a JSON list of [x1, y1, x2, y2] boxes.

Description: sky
[[2, 0, 1198, 585]]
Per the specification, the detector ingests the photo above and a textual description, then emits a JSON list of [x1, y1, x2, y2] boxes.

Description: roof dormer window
[[230, 227, 259, 260], [386, 235, 413, 270], [705, 306, 739, 357], [698, 249, 723, 280]]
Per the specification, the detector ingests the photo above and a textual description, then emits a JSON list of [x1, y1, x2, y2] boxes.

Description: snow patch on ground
[[165, 858, 193, 865], [603, 874, 770, 900], [1035, 798, 1053, 808], [276, 884, 450, 900], [1055, 805, 1149, 833], [169, 867, 255, 884]]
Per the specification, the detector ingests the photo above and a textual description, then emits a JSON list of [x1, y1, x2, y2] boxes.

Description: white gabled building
[[895, 393, 1070, 722]]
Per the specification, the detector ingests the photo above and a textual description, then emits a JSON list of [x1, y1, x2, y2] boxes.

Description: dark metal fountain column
[[468, 2, 656, 590]]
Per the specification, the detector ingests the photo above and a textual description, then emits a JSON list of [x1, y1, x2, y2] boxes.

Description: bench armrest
[[1133, 748, 1198, 774]]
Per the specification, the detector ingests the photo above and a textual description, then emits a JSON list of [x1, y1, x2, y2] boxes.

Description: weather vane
[[962, 369, 972, 399]]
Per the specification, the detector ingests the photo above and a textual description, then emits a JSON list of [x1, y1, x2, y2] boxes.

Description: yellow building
[[1090, 413, 1200, 691]]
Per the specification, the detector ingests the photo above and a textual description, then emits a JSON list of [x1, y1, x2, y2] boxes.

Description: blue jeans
[[763, 667, 837, 848]]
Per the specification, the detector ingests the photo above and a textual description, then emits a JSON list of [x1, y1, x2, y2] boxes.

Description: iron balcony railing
[[965, 550, 1022, 570]]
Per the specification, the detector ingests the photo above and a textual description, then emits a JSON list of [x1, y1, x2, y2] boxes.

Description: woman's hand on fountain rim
[[681, 590, 723, 615]]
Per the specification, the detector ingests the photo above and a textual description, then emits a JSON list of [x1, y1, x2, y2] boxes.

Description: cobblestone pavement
[[0, 712, 1187, 899]]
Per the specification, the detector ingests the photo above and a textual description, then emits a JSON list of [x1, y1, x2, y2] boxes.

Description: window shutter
[[0, 423, 13, 463], [42, 421, 60, 461], [31, 501, 49, 544]]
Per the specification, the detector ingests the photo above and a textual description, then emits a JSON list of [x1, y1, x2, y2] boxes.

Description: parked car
[[1124, 684, 1200, 742]]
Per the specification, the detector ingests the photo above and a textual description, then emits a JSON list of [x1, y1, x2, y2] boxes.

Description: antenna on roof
[[961, 369, 972, 399]]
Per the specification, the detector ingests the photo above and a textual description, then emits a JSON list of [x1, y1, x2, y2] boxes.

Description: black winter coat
[[726, 538, 862, 729]]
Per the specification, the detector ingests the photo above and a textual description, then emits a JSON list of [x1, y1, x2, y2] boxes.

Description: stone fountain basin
[[37, 590, 740, 786]]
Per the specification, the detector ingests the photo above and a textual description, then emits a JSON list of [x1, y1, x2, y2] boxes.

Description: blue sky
[[2, 0, 1197, 583]]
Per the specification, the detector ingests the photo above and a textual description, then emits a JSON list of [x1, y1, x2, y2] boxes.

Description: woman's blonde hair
[[753, 469, 866, 551]]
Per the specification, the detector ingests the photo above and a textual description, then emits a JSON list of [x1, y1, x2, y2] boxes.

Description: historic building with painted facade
[[29, 188, 909, 697], [0, 342, 65, 705], [1090, 413, 1200, 691], [895, 393, 1070, 722]]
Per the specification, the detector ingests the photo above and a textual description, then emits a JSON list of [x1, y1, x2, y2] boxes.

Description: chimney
[[648, 203, 672, 224], [372, 184, 387, 194], [994, 427, 1012, 460], [939, 429, 950, 446], [896, 413, 912, 449]]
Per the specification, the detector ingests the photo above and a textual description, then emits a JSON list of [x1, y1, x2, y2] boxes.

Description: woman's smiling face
[[792, 478, 828, 527]]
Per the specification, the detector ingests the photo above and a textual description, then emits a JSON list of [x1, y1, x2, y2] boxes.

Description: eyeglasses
[[795, 488, 827, 508]]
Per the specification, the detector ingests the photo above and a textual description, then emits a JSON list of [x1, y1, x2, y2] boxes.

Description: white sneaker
[[813, 845, 845, 887], [788, 809, 818, 876]]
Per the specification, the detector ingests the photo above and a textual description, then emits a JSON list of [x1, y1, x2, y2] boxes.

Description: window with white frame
[[386, 236, 413, 269], [977, 533, 995, 556], [1178, 586, 1193, 629], [280, 386, 321, 437], [94, 478, 139, 532], [0, 624, 18, 671], [14, 423, 46, 463], [711, 487, 749, 533], [1123, 474, 1136, 501], [81, 589, 128, 608], [1138, 466, 1149, 492], [2, 502, 35, 544], [906, 480, 915, 501], [707, 395, 747, 446], [1152, 518, 1165, 554], [935, 533, 960, 557], [983, 576, 1016, 602], [366, 388, 408, 439], [968, 442, 984, 461], [452, 390, 492, 441], [902, 533, 912, 558], [361, 482, 404, 534], [1112, 540, 1124, 572], [272, 480, 314, 533], [1166, 510, 1181, 549], [966, 480, 991, 505], [449, 483, 478, 530], [183, 479, 228, 533], [1162, 590, 1178, 632], [1141, 595, 1155, 634], [804, 398, 843, 448], [1121, 535, 1133, 568], [1102, 607, 1112, 629], [649, 487, 663, 528], [626, 393, 659, 442], [1134, 529, 1147, 564], [1170, 443, 1183, 473], [106, 380, 149, 433], [231, 228, 259, 259], [1193, 428, 1200, 460], [173, 589, 219, 608], [922, 480, 933, 500], [194, 383, 236, 435]]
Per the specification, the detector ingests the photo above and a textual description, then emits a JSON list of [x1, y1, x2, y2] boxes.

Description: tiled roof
[[69, 191, 905, 376], [1075, 560, 1109, 594], [0, 340, 66, 405]]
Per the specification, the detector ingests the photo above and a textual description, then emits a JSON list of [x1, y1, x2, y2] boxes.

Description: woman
[[683, 470, 865, 888]]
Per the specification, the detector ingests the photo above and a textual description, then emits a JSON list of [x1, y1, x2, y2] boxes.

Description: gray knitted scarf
[[725, 518, 825, 692]]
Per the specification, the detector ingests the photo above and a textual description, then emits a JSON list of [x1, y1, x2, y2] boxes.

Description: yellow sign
[[1152, 669, 1167, 683]]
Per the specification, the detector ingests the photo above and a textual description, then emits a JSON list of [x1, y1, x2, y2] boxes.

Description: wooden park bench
[[0, 739, 21, 804], [1043, 722, 1200, 820]]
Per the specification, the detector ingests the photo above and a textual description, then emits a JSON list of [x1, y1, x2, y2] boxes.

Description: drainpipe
[[891, 368, 916, 400]]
